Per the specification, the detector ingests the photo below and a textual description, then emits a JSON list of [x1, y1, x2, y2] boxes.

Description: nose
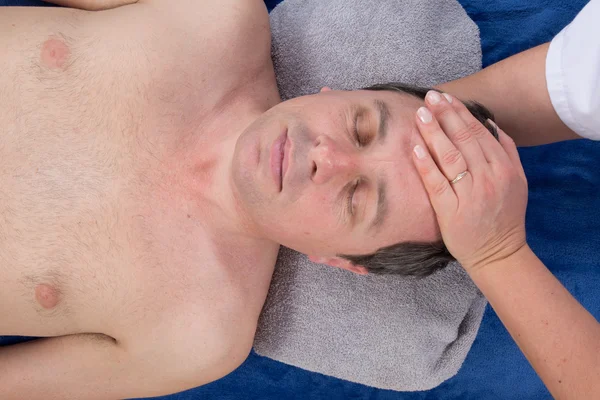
[[309, 135, 358, 185]]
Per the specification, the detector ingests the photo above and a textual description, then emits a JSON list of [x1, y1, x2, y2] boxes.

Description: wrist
[[463, 241, 531, 277]]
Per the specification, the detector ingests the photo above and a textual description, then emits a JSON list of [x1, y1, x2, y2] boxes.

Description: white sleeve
[[546, 0, 600, 140]]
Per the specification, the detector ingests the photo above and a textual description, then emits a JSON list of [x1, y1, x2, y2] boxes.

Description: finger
[[445, 95, 510, 165], [415, 106, 469, 185], [412, 143, 459, 218], [497, 127, 526, 180], [424, 91, 488, 174]]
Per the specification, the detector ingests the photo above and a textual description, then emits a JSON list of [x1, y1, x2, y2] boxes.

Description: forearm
[[437, 44, 581, 147], [469, 246, 600, 399], [0, 335, 124, 400], [0, 332, 223, 399], [43, 0, 139, 11]]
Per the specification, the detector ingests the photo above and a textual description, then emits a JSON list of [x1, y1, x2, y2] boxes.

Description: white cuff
[[545, 0, 600, 141]]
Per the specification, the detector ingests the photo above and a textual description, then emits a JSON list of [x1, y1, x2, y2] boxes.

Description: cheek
[[290, 194, 332, 224], [277, 191, 339, 240], [270, 198, 342, 254]]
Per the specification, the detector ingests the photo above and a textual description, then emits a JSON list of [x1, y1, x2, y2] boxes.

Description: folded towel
[[270, 0, 482, 101], [253, 0, 487, 391]]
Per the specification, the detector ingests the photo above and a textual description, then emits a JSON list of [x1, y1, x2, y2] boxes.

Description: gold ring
[[450, 171, 468, 184]]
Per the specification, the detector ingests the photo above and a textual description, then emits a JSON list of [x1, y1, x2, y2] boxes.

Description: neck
[[183, 88, 281, 246]]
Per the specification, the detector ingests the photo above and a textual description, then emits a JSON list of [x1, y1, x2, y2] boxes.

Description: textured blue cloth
[[1, 1, 597, 399], [1, 0, 50, 6]]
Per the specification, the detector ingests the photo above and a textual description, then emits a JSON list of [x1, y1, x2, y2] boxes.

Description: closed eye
[[354, 113, 375, 147], [347, 179, 360, 216], [353, 116, 362, 146]]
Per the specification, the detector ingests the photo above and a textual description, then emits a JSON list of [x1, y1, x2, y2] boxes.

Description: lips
[[282, 135, 291, 185], [270, 131, 288, 191]]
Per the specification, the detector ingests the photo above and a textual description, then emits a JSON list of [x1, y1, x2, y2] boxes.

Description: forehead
[[375, 171, 440, 246]]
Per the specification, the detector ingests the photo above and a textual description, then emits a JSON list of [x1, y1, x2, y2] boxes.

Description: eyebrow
[[367, 100, 391, 231], [373, 99, 390, 143]]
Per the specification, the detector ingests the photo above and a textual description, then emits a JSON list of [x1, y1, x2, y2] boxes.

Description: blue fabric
[[459, 0, 591, 67], [1, 1, 597, 399], [1, 0, 51, 6]]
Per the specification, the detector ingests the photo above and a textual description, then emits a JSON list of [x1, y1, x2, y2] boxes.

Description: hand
[[412, 91, 529, 274]]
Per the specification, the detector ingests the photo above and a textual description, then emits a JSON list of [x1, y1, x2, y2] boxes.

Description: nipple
[[35, 284, 60, 310], [40, 37, 70, 70]]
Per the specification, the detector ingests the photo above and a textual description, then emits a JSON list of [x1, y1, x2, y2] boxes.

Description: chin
[[232, 132, 258, 176]]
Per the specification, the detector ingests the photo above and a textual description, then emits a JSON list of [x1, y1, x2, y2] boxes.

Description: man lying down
[[0, 0, 497, 398]]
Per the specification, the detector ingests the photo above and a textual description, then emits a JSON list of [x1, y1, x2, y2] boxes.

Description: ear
[[319, 86, 332, 93], [307, 255, 368, 275]]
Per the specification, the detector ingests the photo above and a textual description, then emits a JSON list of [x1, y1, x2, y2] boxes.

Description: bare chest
[[0, 15, 271, 339]]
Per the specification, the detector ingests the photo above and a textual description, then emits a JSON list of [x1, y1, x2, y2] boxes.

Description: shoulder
[[130, 0, 272, 75], [198, 0, 272, 66], [118, 284, 257, 387], [143, 0, 270, 44]]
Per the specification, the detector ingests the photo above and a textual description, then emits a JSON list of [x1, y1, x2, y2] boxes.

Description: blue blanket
[[1, 1, 597, 399]]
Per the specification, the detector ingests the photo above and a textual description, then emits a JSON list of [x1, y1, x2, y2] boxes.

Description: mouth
[[270, 131, 288, 192], [282, 134, 291, 187]]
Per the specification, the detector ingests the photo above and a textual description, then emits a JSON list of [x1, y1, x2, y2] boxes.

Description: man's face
[[232, 89, 440, 259]]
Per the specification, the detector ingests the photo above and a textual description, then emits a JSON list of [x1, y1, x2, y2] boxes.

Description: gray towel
[[254, 0, 487, 392]]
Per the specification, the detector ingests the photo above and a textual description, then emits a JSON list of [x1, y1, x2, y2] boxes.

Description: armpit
[[44, 0, 139, 12]]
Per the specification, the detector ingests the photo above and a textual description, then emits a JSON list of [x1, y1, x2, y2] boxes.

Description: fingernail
[[417, 107, 433, 123], [487, 119, 497, 129], [443, 93, 453, 103], [426, 91, 442, 105], [414, 145, 426, 159]]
